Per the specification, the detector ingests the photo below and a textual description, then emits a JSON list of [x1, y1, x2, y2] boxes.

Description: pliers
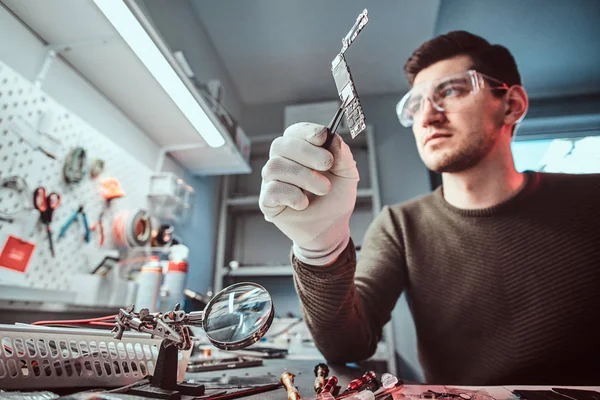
[[58, 205, 91, 243]]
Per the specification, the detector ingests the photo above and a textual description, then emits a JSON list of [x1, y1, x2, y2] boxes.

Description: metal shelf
[[225, 265, 293, 277], [213, 125, 397, 376]]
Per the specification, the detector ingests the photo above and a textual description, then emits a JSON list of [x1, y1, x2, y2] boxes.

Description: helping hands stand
[[127, 334, 205, 400], [112, 305, 206, 399]]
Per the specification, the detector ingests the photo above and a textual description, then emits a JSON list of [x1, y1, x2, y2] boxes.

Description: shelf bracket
[[155, 143, 207, 172], [35, 37, 115, 88]]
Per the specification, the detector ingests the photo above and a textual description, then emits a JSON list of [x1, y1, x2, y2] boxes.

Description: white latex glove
[[259, 122, 359, 266]]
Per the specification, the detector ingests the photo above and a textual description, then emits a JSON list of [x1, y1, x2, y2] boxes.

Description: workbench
[[186, 358, 386, 400]]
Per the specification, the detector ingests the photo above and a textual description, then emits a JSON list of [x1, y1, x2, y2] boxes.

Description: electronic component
[[346, 370, 377, 392], [321, 376, 339, 394], [281, 372, 301, 400], [314, 363, 330, 393], [331, 9, 369, 139]]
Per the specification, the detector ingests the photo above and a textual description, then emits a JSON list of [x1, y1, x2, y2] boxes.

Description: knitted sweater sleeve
[[292, 205, 407, 363]]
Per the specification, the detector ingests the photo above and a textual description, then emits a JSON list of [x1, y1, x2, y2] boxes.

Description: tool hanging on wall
[[57, 205, 91, 243], [100, 177, 126, 200], [63, 147, 87, 183], [0, 176, 31, 223], [89, 158, 105, 179], [89, 211, 106, 246], [33, 186, 60, 257], [89, 177, 126, 247], [323, 9, 369, 149]]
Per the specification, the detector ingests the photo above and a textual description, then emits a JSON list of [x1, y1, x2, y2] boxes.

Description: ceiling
[[190, 0, 440, 105], [188, 0, 600, 105]]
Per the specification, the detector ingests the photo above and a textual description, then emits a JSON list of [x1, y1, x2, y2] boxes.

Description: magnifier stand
[[127, 340, 205, 400]]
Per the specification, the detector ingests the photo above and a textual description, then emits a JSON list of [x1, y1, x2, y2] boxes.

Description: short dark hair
[[404, 30, 521, 90]]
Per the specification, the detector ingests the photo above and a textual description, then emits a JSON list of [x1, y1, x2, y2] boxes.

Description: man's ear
[[504, 85, 528, 125]]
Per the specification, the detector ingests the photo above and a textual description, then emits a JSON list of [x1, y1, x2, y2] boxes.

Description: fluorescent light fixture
[[93, 0, 225, 148]]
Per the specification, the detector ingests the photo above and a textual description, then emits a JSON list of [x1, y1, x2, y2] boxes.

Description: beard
[[421, 131, 498, 173]]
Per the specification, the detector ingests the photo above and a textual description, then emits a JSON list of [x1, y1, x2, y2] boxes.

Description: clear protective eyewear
[[396, 70, 510, 128]]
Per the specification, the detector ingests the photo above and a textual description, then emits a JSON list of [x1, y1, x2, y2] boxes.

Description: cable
[[31, 315, 116, 326], [264, 318, 303, 340], [0, 176, 31, 223]]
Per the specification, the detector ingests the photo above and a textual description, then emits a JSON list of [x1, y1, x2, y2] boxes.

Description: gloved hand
[[259, 122, 359, 266]]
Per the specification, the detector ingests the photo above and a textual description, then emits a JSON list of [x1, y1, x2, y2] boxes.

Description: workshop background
[[1, 0, 599, 385]]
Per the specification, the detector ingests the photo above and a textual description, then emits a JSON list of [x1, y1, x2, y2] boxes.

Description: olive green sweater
[[292, 171, 600, 385]]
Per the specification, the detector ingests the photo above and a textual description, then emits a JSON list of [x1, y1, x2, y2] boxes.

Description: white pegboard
[[0, 61, 154, 292]]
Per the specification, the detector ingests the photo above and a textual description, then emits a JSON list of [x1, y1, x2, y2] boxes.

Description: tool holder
[[126, 340, 205, 399], [0, 324, 160, 390]]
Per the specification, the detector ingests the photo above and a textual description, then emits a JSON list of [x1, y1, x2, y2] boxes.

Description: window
[[511, 134, 600, 173]]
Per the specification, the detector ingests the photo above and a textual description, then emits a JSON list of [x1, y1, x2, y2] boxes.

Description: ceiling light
[[93, 0, 225, 147]]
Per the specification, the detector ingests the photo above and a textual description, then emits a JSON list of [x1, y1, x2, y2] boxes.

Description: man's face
[[411, 55, 505, 173]]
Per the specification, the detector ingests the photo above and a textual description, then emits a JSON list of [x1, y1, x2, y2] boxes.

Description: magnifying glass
[[186, 282, 275, 351]]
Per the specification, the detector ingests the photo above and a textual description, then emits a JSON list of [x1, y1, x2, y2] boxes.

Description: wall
[[173, 171, 220, 296], [0, 3, 182, 175]]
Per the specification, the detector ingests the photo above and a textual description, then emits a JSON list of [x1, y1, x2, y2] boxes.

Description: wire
[[264, 318, 303, 340], [0, 176, 31, 223], [32, 314, 116, 326], [88, 321, 116, 327]]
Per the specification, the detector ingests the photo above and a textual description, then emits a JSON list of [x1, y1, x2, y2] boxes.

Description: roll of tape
[[125, 209, 151, 247]]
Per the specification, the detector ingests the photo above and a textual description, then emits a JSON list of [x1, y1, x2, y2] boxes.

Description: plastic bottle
[[162, 260, 188, 310], [161, 245, 190, 311], [133, 256, 162, 312]]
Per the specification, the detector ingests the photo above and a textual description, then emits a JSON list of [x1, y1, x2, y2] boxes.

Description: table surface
[[181, 359, 600, 400], [185, 358, 380, 399]]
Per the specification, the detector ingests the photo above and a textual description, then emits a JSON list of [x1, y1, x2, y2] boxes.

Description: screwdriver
[[281, 371, 301, 400], [314, 363, 330, 393], [346, 371, 377, 393]]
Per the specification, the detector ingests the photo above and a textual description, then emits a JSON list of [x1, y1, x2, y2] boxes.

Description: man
[[259, 31, 600, 385]]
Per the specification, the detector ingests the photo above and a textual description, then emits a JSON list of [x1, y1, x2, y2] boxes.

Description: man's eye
[[439, 85, 466, 98], [443, 88, 457, 97], [408, 100, 421, 113]]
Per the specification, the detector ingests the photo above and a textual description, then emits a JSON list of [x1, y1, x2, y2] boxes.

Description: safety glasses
[[396, 70, 510, 127]]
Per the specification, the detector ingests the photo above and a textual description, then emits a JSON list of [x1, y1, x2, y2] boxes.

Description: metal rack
[[212, 126, 397, 376], [0, 324, 161, 390]]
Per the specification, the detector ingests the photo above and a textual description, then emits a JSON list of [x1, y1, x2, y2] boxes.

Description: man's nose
[[419, 97, 446, 127]]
